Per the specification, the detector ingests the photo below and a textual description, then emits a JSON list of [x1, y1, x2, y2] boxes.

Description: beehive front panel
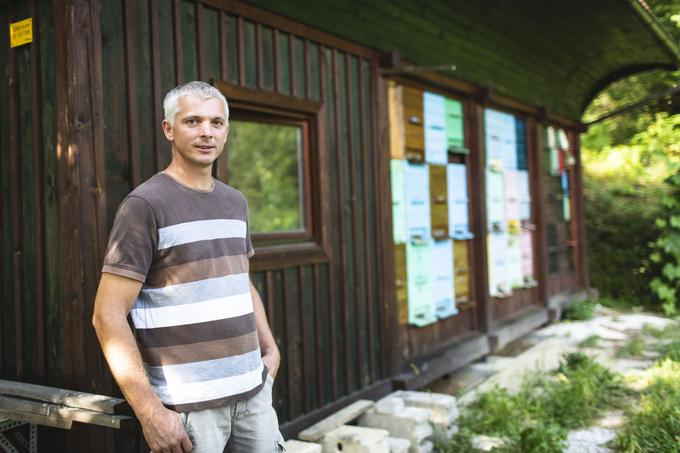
[[429, 164, 449, 239], [402, 86, 425, 162]]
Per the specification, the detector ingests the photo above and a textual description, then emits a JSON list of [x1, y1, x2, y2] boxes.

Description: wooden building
[[1, 0, 678, 450]]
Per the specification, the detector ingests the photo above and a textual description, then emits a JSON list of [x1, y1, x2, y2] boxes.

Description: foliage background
[[581, 0, 680, 311]]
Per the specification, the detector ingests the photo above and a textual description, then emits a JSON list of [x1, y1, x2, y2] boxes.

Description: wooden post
[[528, 118, 549, 307]]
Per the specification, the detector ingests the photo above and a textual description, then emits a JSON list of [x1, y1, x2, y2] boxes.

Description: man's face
[[162, 94, 229, 168]]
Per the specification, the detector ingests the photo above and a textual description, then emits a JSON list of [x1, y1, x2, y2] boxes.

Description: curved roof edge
[[628, 0, 680, 66]]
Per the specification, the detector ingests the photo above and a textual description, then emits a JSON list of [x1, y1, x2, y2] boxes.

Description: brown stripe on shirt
[[136, 313, 257, 348], [141, 331, 260, 366], [145, 255, 249, 288], [152, 237, 248, 268]]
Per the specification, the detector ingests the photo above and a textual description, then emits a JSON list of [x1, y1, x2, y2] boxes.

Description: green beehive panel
[[407, 241, 436, 327], [445, 98, 467, 154], [391, 160, 407, 244]]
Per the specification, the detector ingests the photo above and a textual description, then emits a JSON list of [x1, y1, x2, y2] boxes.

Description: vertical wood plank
[[255, 23, 263, 89], [312, 265, 324, 406], [180, 0, 198, 82], [195, 3, 205, 80], [321, 47, 338, 400], [571, 132, 589, 289], [289, 34, 296, 97], [150, 0, 165, 173], [468, 101, 491, 332], [8, 3, 24, 379], [281, 268, 294, 420], [237, 17, 245, 86], [358, 59, 375, 383], [532, 120, 549, 306], [304, 40, 312, 99], [222, 14, 238, 84], [28, 0, 46, 382], [123, 0, 141, 188], [265, 270, 275, 327], [172, 0, 183, 83], [273, 29, 281, 93], [345, 54, 363, 389], [218, 11, 227, 81], [297, 267, 310, 413]]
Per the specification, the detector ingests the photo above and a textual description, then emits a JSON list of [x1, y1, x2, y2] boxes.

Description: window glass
[[228, 120, 304, 234]]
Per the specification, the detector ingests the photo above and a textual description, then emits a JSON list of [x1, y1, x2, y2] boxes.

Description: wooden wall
[[0, 0, 59, 390], [97, 0, 389, 442], [0, 0, 591, 451]]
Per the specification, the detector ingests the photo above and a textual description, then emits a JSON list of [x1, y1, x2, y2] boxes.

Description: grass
[[561, 300, 597, 321], [617, 335, 646, 358], [437, 353, 631, 452], [579, 334, 601, 348], [615, 359, 680, 452]]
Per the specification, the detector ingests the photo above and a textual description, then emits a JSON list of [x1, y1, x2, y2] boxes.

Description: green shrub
[[618, 335, 646, 358], [661, 341, 680, 362], [579, 334, 601, 348], [616, 359, 680, 452], [561, 300, 597, 321]]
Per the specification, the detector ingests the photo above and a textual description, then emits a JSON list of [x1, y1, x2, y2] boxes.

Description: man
[[93, 81, 283, 453]]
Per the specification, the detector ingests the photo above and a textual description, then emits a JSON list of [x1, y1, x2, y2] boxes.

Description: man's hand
[[140, 405, 193, 453], [261, 349, 281, 379]]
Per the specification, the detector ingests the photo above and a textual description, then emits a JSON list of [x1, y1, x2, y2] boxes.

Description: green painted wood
[[101, 0, 131, 228], [294, 37, 305, 98], [180, 0, 197, 82], [17, 37, 38, 381], [222, 14, 238, 84], [243, 21, 257, 88], [308, 42, 320, 101], [38, 0, 61, 384], [277, 32, 291, 95], [243, 0, 676, 119], [201, 7, 220, 82], [132, 0, 155, 182], [261, 26, 274, 91]]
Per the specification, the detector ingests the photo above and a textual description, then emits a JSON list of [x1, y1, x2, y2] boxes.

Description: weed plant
[[617, 335, 646, 358], [579, 334, 601, 348], [561, 300, 597, 321], [438, 353, 629, 452], [616, 359, 680, 452]]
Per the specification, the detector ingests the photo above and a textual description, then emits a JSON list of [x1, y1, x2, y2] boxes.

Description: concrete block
[[411, 440, 433, 453], [387, 437, 410, 453], [300, 400, 374, 441], [321, 425, 390, 453], [284, 439, 323, 453], [390, 390, 459, 425], [358, 408, 433, 452]]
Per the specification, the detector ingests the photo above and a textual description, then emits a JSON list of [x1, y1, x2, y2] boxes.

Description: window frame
[[213, 80, 329, 271]]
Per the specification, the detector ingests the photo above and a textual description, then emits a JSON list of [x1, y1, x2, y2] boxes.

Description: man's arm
[[249, 280, 281, 378], [92, 273, 192, 453]]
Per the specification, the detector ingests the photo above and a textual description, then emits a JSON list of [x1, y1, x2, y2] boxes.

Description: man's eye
[[186, 119, 197, 125], [213, 120, 224, 127]]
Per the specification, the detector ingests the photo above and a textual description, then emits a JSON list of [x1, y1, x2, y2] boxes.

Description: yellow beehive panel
[[394, 243, 408, 325], [453, 240, 470, 303], [402, 86, 425, 162], [388, 82, 405, 160], [429, 164, 449, 239]]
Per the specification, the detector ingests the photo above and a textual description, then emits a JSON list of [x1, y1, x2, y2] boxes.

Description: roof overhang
[[241, 0, 680, 121]]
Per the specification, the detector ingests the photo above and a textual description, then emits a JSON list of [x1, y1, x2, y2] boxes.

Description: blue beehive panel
[[430, 239, 457, 319], [391, 160, 407, 244], [424, 92, 447, 164], [447, 163, 472, 239], [407, 241, 437, 327], [404, 162, 431, 239], [486, 169, 506, 230]]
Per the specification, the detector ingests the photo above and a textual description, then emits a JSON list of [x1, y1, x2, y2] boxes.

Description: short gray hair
[[163, 81, 229, 126]]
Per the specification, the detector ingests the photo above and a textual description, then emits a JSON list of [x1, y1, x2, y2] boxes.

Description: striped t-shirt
[[102, 172, 266, 412]]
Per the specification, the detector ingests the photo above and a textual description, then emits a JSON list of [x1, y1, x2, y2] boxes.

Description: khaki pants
[[179, 375, 285, 453]]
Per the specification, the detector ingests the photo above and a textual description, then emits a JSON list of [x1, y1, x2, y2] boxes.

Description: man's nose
[[199, 120, 213, 137]]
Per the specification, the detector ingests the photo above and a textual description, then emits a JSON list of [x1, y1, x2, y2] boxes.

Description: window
[[228, 116, 307, 236], [213, 80, 327, 269]]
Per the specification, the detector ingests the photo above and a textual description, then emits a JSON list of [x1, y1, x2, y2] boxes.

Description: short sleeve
[[246, 209, 255, 258], [102, 195, 158, 282]]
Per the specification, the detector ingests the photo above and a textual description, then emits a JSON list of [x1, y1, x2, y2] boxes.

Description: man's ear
[[162, 119, 174, 141]]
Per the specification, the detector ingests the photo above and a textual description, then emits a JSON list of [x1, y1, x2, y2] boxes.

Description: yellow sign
[[10, 18, 33, 48]]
